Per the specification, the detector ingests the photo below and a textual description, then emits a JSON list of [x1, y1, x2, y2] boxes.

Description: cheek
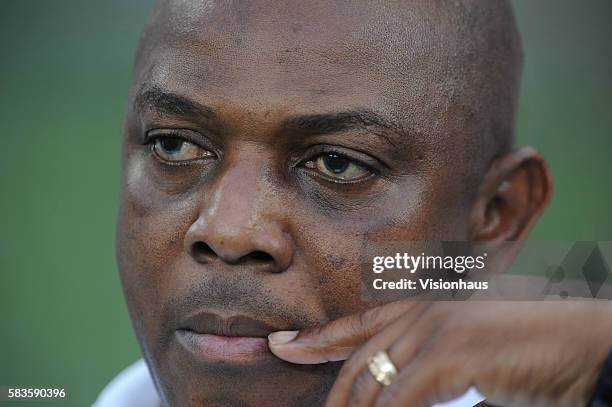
[[291, 197, 418, 319], [120, 151, 199, 249], [124, 147, 206, 203], [117, 154, 199, 337], [295, 175, 466, 319]]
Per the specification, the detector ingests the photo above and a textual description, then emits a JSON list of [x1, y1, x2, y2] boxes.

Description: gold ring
[[367, 350, 398, 386]]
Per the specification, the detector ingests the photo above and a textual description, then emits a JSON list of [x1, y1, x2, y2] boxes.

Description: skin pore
[[116, 0, 551, 406]]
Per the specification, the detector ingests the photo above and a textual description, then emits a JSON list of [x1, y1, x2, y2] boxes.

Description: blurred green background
[[1, 0, 611, 405]]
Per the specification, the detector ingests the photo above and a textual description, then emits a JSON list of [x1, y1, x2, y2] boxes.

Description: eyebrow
[[280, 111, 402, 147], [135, 87, 404, 147], [135, 86, 216, 120]]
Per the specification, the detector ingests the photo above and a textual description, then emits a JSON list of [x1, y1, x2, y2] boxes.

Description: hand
[[268, 301, 612, 407]]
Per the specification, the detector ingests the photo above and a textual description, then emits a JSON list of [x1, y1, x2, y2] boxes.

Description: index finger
[[268, 300, 420, 364]]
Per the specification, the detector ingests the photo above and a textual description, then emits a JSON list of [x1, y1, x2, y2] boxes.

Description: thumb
[[268, 300, 416, 364]]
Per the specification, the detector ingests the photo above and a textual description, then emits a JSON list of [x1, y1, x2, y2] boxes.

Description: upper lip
[[177, 312, 278, 338]]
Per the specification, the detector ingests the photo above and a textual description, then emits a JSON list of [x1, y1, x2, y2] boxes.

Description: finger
[[374, 349, 476, 407], [338, 303, 439, 407], [323, 309, 419, 407], [268, 300, 418, 364]]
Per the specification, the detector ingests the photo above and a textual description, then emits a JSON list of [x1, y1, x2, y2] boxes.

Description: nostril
[[188, 241, 275, 266], [191, 241, 216, 259], [242, 250, 274, 263]]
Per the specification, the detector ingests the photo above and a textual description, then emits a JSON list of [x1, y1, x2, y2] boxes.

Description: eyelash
[[300, 146, 379, 172], [144, 130, 381, 183], [144, 129, 199, 146], [144, 129, 219, 165]]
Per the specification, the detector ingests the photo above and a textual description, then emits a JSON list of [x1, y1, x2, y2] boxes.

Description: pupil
[[160, 138, 183, 153], [323, 153, 349, 174]]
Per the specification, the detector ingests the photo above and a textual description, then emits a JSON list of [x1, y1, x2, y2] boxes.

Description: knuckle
[[310, 324, 328, 340], [357, 306, 387, 340], [356, 311, 375, 341]]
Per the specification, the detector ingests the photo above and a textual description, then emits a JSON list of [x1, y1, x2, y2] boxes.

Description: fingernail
[[268, 330, 299, 345]]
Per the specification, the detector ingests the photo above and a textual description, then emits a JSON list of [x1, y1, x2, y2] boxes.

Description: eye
[[304, 153, 372, 182], [151, 136, 214, 162]]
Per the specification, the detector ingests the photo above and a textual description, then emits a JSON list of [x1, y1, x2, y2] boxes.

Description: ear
[[469, 147, 552, 243]]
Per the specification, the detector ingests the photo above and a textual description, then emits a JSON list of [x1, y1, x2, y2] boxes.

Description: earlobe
[[470, 147, 553, 243]]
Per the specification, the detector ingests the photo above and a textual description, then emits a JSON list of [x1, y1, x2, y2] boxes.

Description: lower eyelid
[[149, 146, 210, 167], [302, 167, 376, 185]]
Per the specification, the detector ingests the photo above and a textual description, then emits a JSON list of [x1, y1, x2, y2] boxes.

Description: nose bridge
[[206, 156, 265, 230], [184, 148, 293, 272]]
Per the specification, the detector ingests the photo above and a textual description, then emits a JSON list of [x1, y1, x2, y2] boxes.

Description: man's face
[[117, 1, 484, 405]]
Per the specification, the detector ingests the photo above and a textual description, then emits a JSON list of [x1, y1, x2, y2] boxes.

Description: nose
[[183, 158, 293, 273]]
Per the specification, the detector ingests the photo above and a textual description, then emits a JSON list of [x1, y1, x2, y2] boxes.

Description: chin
[[150, 351, 341, 407]]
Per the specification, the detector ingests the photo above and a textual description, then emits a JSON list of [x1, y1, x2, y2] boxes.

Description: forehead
[[133, 0, 467, 131]]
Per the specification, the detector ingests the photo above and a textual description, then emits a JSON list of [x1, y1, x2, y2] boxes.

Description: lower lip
[[175, 330, 270, 365]]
